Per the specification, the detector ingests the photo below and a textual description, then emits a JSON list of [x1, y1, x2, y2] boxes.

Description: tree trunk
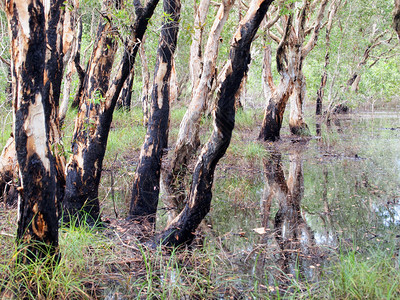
[[259, 15, 294, 142], [117, 70, 134, 111], [60, 1, 82, 123], [129, 0, 181, 225], [6, 0, 65, 261], [63, 0, 159, 225], [316, 0, 340, 115], [235, 73, 247, 110], [393, 0, 400, 40], [289, 71, 310, 135], [0, 136, 18, 206], [155, 0, 274, 246], [189, 0, 211, 93], [139, 39, 151, 126], [161, 0, 234, 224], [63, 0, 120, 224]]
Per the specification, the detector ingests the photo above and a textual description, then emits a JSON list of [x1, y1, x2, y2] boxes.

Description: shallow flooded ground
[[1, 111, 399, 298], [207, 112, 400, 295]]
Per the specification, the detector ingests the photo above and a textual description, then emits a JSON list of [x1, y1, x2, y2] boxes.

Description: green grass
[[318, 247, 400, 299]]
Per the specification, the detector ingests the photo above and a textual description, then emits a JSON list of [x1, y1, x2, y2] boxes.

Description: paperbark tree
[[128, 0, 181, 224], [259, 13, 294, 141], [63, 0, 160, 224], [259, 0, 329, 140], [316, 0, 341, 115], [162, 0, 234, 223], [6, 0, 65, 260], [190, 0, 211, 94], [63, 0, 120, 224], [139, 39, 151, 125], [59, 0, 81, 122], [155, 0, 275, 246], [0, 136, 18, 205]]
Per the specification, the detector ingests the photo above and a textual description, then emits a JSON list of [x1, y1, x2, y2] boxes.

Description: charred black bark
[[117, 71, 134, 110], [258, 101, 284, 142], [129, 0, 181, 224], [7, 0, 65, 261], [63, 0, 160, 225], [155, 0, 274, 246]]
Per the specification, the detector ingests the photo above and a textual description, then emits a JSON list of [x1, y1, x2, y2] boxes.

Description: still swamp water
[[202, 112, 400, 295]]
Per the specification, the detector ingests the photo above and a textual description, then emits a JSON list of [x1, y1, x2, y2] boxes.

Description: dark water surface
[[209, 112, 400, 292]]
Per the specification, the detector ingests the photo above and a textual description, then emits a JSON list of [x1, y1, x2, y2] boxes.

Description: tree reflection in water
[[257, 146, 322, 290]]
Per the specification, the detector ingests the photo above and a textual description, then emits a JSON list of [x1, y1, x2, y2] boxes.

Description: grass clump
[[319, 247, 400, 299]]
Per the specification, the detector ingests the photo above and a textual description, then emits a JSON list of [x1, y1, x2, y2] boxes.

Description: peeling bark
[[190, 0, 211, 93], [139, 39, 151, 125], [63, 0, 120, 224], [259, 15, 294, 142], [155, 0, 274, 246], [289, 71, 310, 135], [129, 0, 181, 225], [162, 0, 234, 223], [60, 1, 82, 123], [260, 0, 329, 140], [6, 0, 65, 261], [63, 0, 160, 225], [0, 136, 18, 206]]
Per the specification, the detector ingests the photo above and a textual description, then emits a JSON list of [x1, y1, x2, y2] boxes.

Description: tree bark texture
[[60, 1, 82, 123], [189, 0, 211, 93], [117, 70, 134, 110], [6, 0, 65, 260], [63, 0, 120, 224], [162, 0, 234, 224], [129, 0, 181, 224], [259, 15, 294, 142], [289, 71, 310, 135], [155, 0, 274, 246], [259, 0, 329, 140], [63, 0, 160, 224], [139, 39, 151, 125], [0, 136, 18, 206]]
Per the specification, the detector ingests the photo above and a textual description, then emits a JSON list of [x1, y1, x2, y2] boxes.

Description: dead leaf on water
[[252, 227, 267, 235]]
